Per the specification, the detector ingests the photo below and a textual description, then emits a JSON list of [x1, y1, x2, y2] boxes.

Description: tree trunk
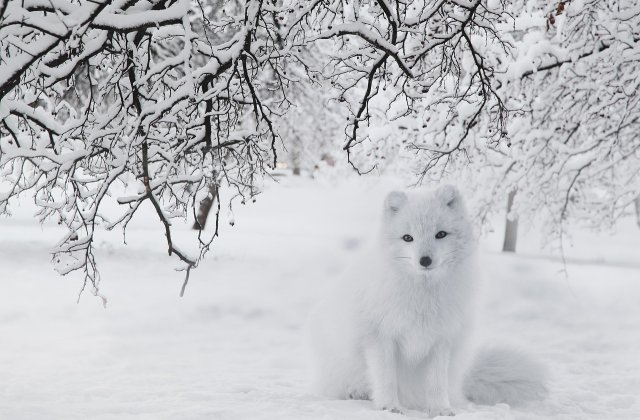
[[192, 183, 218, 230], [291, 146, 301, 176], [635, 195, 640, 228], [502, 190, 518, 253]]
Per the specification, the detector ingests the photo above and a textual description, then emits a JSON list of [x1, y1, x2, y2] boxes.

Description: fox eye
[[402, 234, 413, 242], [435, 231, 447, 239]]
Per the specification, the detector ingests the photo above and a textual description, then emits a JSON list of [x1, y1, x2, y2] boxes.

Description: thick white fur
[[463, 346, 548, 406], [309, 185, 547, 416]]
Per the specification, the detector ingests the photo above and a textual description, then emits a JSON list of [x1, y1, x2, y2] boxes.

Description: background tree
[[0, 0, 512, 295], [487, 0, 640, 248], [0, 0, 294, 297], [3, 0, 637, 297], [356, 0, 640, 251]]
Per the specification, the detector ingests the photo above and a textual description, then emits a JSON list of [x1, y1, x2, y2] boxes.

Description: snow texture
[[1, 177, 639, 419]]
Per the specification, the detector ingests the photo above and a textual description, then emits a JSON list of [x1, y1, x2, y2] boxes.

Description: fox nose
[[419, 256, 432, 268]]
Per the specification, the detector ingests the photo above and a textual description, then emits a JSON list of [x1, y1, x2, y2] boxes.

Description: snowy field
[[1, 177, 639, 420]]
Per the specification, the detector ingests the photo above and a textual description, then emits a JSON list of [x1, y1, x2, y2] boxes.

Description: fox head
[[381, 185, 475, 278]]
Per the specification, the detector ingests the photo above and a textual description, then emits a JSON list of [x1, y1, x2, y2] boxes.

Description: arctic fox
[[309, 185, 547, 416]]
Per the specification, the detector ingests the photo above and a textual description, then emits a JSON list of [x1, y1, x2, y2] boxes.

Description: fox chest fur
[[362, 270, 468, 362]]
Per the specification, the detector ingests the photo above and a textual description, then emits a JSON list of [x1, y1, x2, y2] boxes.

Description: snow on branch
[[7, 0, 633, 295], [493, 0, 640, 233], [0, 0, 291, 296], [431, 0, 640, 243], [288, 0, 510, 173], [0, 0, 517, 296]]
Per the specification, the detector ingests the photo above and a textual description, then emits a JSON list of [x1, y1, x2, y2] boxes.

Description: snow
[[92, 0, 189, 31], [1, 177, 640, 419]]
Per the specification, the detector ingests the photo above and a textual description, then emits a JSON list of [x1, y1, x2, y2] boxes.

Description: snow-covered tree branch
[[369, 0, 640, 246], [0, 0, 296, 295], [291, 0, 509, 173], [3, 0, 638, 294], [503, 0, 640, 232], [469, 0, 640, 241], [0, 0, 516, 295]]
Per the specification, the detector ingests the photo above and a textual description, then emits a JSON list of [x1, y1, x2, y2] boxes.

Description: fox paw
[[381, 405, 404, 415], [428, 407, 455, 417]]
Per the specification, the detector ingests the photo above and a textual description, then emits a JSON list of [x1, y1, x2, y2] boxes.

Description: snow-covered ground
[[1, 177, 639, 419]]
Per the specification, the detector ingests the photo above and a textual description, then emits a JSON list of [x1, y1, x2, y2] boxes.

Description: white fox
[[309, 185, 547, 416]]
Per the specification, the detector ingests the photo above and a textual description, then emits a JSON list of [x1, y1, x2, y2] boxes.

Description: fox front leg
[[365, 339, 404, 414], [425, 342, 455, 417]]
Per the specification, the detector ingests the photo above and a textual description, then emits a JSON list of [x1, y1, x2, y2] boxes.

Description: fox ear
[[385, 191, 407, 214], [438, 184, 462, 209]]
